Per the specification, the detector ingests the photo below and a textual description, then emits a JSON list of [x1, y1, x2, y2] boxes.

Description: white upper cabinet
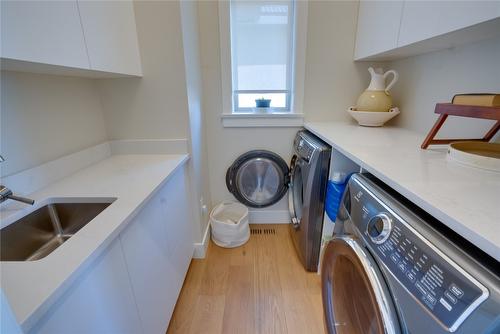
[[0, 0, 142, 77], [0, 1, 89, 69], [398, 1, 500, 47], [78, 1, 142, 76], [354, 1, 404, 60], [355, 1, 500, 61]]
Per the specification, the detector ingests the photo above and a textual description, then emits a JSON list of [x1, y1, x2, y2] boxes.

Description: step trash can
[[210, 201, 250, 248]]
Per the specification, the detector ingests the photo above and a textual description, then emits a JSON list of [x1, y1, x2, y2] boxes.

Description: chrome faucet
[[0, 155, 35, 205]]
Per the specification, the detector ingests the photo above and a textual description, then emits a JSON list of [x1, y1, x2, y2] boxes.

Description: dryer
[[226, 130, 331, 271], [321, 174, 500, 334], [288, 130, 331, 271]]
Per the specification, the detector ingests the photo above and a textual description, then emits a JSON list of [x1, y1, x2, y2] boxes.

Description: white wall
[[0, 71, 107, 177], [180, 0, 212, 239], [388, 36, 500, 139], [96, 0, 190, 140], [303, 0, 382, 122]]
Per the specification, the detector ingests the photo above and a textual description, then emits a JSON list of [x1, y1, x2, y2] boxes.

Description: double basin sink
[[1, 200, 114, 261]]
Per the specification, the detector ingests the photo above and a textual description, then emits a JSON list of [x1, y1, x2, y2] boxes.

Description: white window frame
[[219, 0, 308, 127]]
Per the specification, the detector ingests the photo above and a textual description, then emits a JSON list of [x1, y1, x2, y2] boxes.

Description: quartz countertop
[[305, 121, 500, 262], [0, 154, 189, 330]]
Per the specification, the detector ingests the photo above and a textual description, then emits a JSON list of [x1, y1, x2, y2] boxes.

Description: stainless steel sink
[[1, 202, 112, 261]]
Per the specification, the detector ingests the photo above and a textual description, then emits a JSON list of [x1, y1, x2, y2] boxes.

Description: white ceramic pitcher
[[356, 67, 399, 112]]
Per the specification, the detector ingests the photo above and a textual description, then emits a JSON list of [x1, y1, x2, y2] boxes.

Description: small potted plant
[[255, 97, 271, 108]]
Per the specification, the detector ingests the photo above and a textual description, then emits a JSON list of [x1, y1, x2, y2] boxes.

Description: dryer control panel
[[346, 175, 489, 332], [293, 132, 317, 161]]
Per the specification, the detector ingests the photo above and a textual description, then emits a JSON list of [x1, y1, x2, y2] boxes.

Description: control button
[[449, 284, 464, 298], [444, 291, 458, 304], [366, 213, 393, 244], [398, 262, 406, 272], [426, 294, 437, 305], [390, 254, 400, 264], [415, 281, 427, 296], [440, 298, 453, 311], [406, 271, 416, 283]]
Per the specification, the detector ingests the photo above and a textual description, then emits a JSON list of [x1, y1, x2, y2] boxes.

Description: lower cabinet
[[29, 238, 143, 334], [28, 166, 194, 334], [120, 166, 194, 334]]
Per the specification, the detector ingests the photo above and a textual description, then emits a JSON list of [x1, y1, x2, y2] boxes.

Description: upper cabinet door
[[0, 1, 89, 69], [397, 1, 441, 47], [435, 1, 500, 35], [354, 1, 404, 60], [78, 1, 143, 76], [398, 1, 500, 47]]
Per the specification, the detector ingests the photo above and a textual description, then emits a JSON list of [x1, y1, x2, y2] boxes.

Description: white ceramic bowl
[[347, 107, 400, 127]]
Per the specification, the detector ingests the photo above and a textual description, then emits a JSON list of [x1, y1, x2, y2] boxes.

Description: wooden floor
[[167, 224, 326, 334]]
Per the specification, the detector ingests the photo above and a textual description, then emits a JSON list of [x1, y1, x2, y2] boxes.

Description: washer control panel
[[347, 176, 489, 332], [294, 133, 315, 161]]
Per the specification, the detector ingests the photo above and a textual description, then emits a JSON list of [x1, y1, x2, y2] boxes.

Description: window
[[230, 0, 295, 112]]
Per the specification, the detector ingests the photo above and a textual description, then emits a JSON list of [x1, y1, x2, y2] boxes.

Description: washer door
[[226, 150, 289, 208], [321, 236, 400, 334]]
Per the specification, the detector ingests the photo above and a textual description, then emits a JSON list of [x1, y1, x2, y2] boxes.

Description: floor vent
[[250, 228, 276, 235]]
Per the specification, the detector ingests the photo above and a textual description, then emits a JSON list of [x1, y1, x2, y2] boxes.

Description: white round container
[[210, 202, 250, 248]]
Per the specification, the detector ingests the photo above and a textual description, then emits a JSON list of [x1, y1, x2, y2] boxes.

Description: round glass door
[[236, 158, 282, 205], [226, 150, 289, 208], [321, 236, 400, 334]]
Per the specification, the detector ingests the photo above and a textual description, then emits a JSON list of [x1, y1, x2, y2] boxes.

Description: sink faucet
[[0, 155, 35, 205]]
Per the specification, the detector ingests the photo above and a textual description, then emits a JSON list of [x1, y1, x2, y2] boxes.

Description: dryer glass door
[[321, 236, 400, 334]]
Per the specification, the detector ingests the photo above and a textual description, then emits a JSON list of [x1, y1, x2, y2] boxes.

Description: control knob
[[367, 213, 392, 244]]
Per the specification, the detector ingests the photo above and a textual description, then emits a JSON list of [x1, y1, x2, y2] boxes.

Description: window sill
[[221, 112, 304, 128]]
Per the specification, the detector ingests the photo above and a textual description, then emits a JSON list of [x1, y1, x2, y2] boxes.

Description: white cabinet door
[[0, 1, 89, 69], [398, 1, 500, 47], [28, 239, 143, 334], [354, 0, 404, 60], [78, 0, 142, 76], [397, 1, 440, 47], [119, 166, 194, 334], [435, 1, 500, 35]]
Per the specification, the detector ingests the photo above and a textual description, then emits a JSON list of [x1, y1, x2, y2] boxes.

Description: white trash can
[[210, 202, 250, 248]]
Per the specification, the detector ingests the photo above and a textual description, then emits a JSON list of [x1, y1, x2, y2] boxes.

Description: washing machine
[[226, 130, 331, 271], [321, 173, 500, 334]]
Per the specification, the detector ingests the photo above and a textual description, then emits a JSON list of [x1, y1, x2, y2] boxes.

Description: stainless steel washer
[[321, 173, 500, 334], [289, 130, 331, 271]]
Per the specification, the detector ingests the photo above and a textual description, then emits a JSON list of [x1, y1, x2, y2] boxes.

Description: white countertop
[[0, 154, 189, 329], [305, 121, 500, 262]]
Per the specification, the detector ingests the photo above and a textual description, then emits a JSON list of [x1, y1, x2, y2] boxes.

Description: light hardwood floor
[[167, 224, 326, 334]]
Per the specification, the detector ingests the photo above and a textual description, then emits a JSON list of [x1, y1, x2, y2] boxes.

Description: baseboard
[[109, 139, 188, 155], [193, 222, 211, 259], [249, 210, 290, 224]]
